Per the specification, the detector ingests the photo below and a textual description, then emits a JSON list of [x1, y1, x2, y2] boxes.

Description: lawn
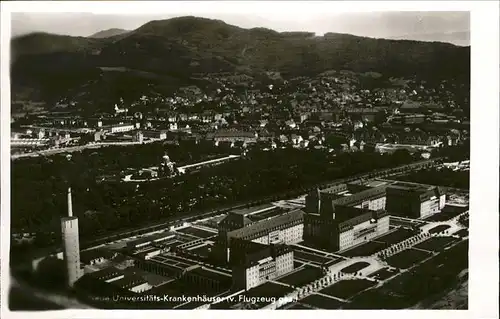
[[375, 228, 415, 245], [287, 303, 313, 309], [300, 294, 346, 309], [278, 266, 324, 287], [245, 282, 294, 299], [424, 205, 469, 222], [278, 303, 313, 309], [386, 249, 431, 269], [175, 227, 216, 238], [340, 241, 387, 257], [454, 229, 469, 238], [318, 279, 376, 300], [414, 237, 457, 252], [368, 268, 399, 281], [428, 224, 452, 234], [341, 262, 370, 274]]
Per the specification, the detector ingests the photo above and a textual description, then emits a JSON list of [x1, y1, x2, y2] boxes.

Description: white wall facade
[[420, 197, 441, 218], [338, 215, 390, 251], [439, 194, 446, 209], [243, 251, 294, 290], [130, 282, 152, 293], [61, 217, 83, 287], [251, 224, 303, 245], [111, 125, 135, 133]]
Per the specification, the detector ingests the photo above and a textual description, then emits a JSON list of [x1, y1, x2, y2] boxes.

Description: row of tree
[[11, 147, 418, 252]]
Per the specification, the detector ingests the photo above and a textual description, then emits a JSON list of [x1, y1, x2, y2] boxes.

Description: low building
[[180, 266, 232, 292], [102, 123, 135, 133], [110, 274, 151, 293], [134, 254, 199, 278], [87, 267, 125, 283], [143, 130, 168, 140], [126, 232, 176, 250], [206, 130, 257, 144], [385, 182, 446, 219], [231, 239, 294, 290]]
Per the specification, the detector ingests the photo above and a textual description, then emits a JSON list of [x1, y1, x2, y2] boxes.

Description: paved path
[[327, 256, 385, 277], [312, 292, 348, 303], [293, 243, 342, 258]]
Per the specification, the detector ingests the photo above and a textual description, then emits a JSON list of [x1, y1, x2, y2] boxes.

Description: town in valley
[[9, 14, 470, 311]]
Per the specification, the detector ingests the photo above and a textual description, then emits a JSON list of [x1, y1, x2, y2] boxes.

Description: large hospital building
[[385, 182, 446, 219], [304, 185, 390, 251], [303, 180, 446, 251]]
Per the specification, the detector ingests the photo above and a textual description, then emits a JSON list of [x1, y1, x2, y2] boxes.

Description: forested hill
[[11, 16, 470, 102]]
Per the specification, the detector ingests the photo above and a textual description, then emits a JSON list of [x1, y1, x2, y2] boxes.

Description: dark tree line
[[11, 146, 416, 252]]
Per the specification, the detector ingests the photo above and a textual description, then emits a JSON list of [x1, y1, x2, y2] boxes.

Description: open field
[[376, 228, 416, 245], [300, 294, 346, 309], [386, 249, 431, 269], [454, 229, 469, 238], [428, 224, 451, 234], [279, 303, 312, 309], [414, 237, 457, 252], [368, 268, 399, 281], [318, 279, 376, 300], [277, 266, 323, 287], [341, 262, 370, 274], [340, 241, 386, 257], [424, 205, 469, 222], [345, 240, 469, 309]]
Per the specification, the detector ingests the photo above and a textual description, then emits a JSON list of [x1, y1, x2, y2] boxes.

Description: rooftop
[[111, 274, 147, 290], [228, 209, 304, 240], [327, 185, 388, 207], [88, 266, 123, 281], [186, 266, 232, 282], [335, 205, 373, 222], [230, 238, 292, 266]]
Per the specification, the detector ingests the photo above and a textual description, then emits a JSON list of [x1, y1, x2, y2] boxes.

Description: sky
[[11, 11, 470, 46]]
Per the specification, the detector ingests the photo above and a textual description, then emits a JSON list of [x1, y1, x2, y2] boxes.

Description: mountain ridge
[[89, 28, 130, 39], [11, 16, 470, 104]]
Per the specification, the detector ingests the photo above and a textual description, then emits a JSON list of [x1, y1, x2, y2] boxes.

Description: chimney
[[67, 187, 73, 217]]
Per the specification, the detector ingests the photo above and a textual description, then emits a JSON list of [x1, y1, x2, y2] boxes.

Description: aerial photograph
[[7, 9, 472, 311]]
